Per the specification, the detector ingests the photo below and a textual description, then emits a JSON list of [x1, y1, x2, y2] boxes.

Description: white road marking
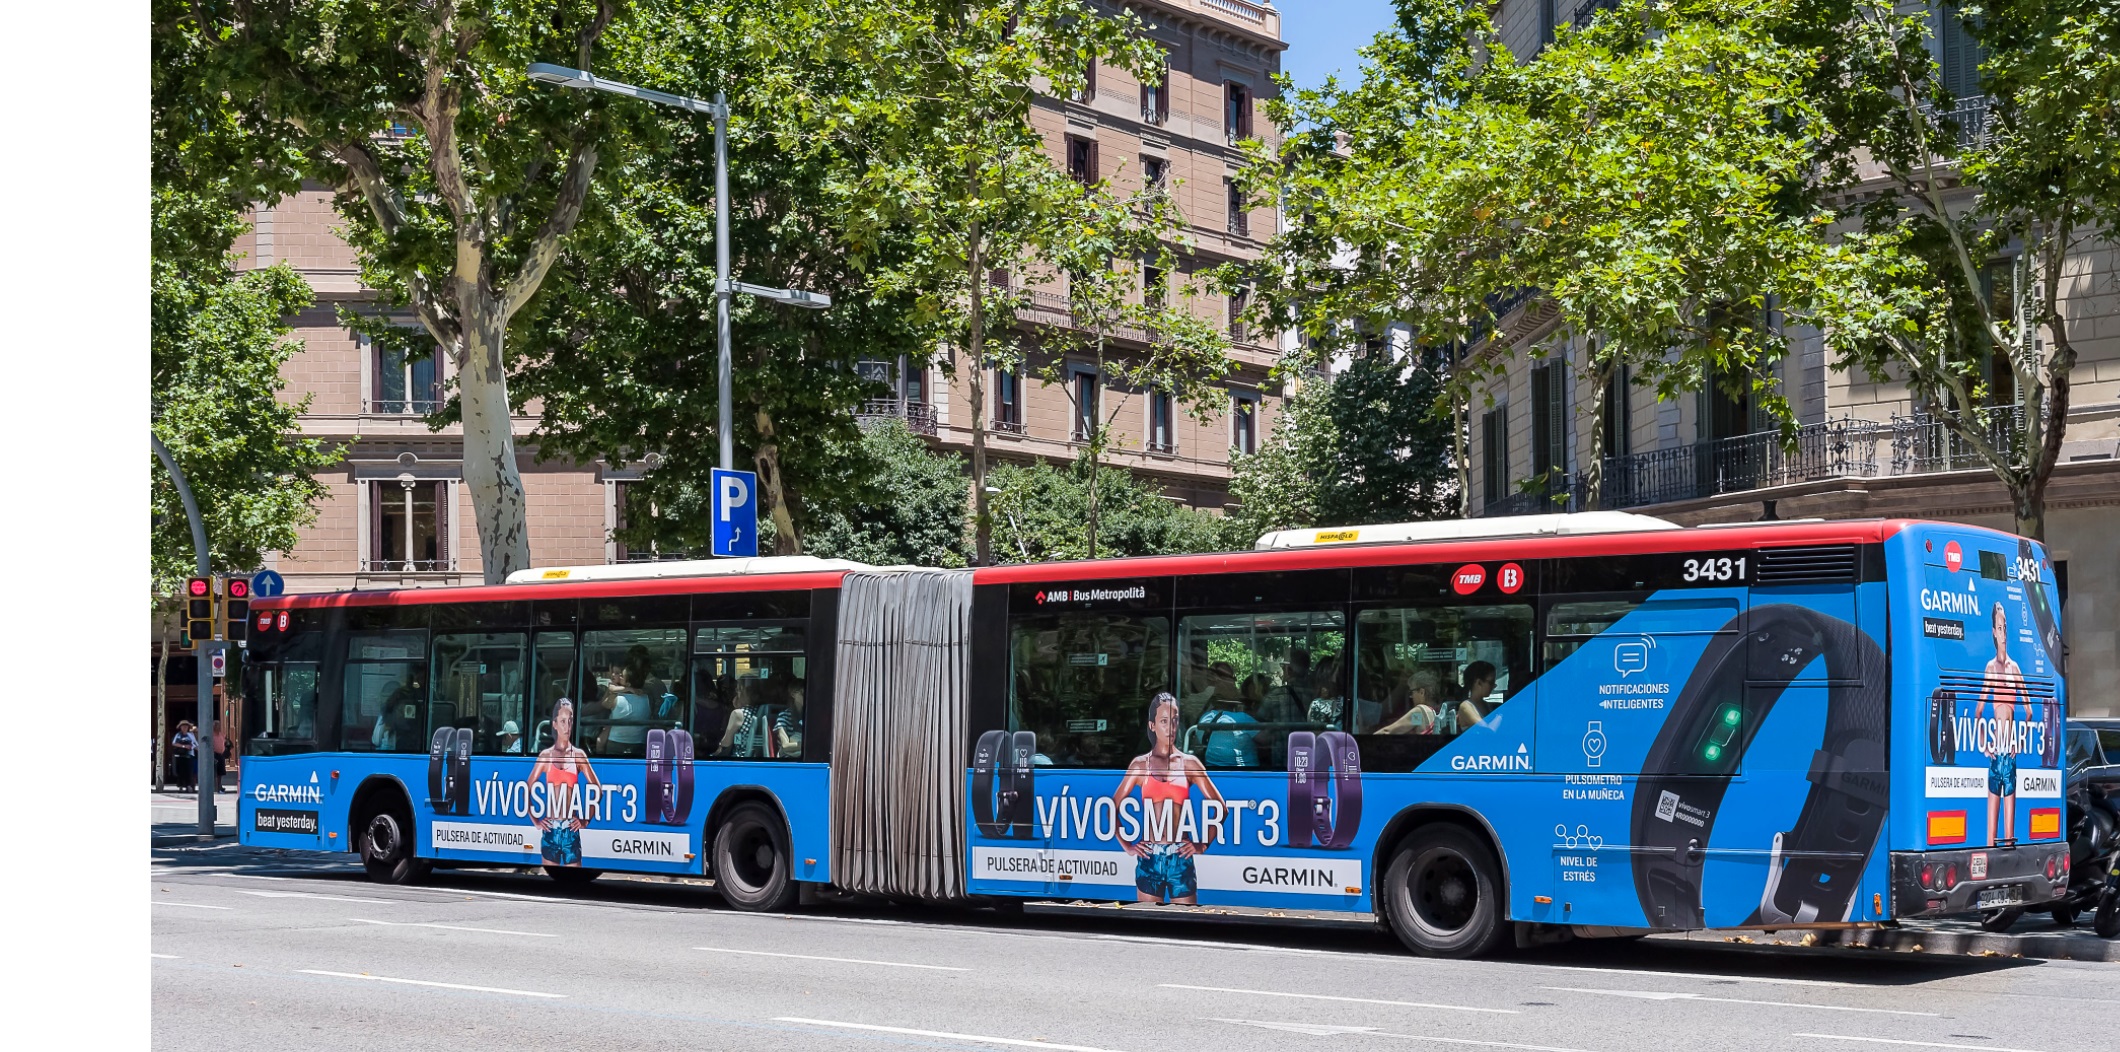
[[239, 890, 393, 905], [154, 902, 233, 911], [1211, 1019, 1595, 1052], [298, 970, 564, 999], [696, 946, 966, 971], [348, 918, 557, 938], [1794, 1034, 2050, 1052], [774, 1017, 1125, 1052], [1091, 933, 1341, 955], [1531, 963, 1858, 988], [151, 954, 181, 959], [1165, 984, 1516, 1015], [1543, 987, 1936, 1016]]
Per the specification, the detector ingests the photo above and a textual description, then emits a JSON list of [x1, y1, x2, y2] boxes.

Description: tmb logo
[[1452, 564, 1486, 596], [1944, 540, 1963, 573]]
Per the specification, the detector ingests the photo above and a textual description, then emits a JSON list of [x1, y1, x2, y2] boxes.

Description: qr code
[[1655, 790, 1680, 822]]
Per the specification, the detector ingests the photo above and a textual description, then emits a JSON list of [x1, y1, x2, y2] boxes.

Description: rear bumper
[[1891, 845, 2069, 919]]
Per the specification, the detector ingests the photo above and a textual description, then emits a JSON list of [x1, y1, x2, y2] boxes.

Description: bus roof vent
[[1754, 545, 1858, 584], [1254, 512, 1678, 550], [502, 555, 873, 585]]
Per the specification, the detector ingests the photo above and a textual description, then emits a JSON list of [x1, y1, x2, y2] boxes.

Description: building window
[[1540, 0, 1559, 46], [1529, 361, 1568, 494], [1227, 285, 1250, 344], [1072, 370, 1100, 441], [1481, 405, 1510, 507], [1076, 57, 1097, 103], [905, 363, 927, 406], [994, 368, 1022, 431], [1149, 391, 1176, 453], [370, 480, 448, 572], [1142, 155, 1167, 191], [1226, 179, 1249, 237], [1230, 392, 1259, 455], [372, 339, 440, 415], [1067, 135, 1099, 185], [1143, 260, 1167, 310], [1224, 81, 1252, 143], [1141, 61, 1169, 124], [1602, 364, 1631, 459]]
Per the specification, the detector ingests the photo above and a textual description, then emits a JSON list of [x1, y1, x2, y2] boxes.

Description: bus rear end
[[1888, 523, 2070, 919]]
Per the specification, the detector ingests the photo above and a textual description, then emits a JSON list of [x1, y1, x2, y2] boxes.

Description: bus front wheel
[[360, 806, 431, 885], [1380, 824, 1508, 959], [713, 802, 798, 912]]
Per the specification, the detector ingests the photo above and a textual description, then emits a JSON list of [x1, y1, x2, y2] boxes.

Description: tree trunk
[[968, 217, 992, 566], [753, 406, 802, 555], [1584, 357, 1613, 511], [457, 308, 532, 584]]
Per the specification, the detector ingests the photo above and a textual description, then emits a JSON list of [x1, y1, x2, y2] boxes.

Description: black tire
[[359, 804, 431, 885], [1379, 824, 1509, 959], [2050, 907, 2078, 928], [2095, 896, 2120, 939], [1978, 906, 2025, 933], [713, 801, 798, 912], [544, 866, 604, 888]]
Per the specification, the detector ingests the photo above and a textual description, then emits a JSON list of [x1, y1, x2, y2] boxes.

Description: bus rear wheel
[[360, 805, 431, 885], [1380, 824, 1508, 959], [713, 802, 798, 912]]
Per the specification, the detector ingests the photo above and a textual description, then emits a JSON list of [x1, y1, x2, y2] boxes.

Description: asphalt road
[[154, 815, 2115, 1052]]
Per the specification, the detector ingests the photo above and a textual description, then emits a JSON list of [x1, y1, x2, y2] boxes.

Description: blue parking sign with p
[[711, 468, 759, 558]]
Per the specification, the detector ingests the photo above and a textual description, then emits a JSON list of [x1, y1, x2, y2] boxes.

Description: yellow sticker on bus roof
[[1313, 529, 1360, 543], [541, 569, 571, 579]]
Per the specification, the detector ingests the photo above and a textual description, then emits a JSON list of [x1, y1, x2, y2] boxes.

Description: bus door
[[1535, 585, 1745, 927]]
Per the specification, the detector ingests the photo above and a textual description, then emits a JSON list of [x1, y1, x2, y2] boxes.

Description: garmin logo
[[1242, 865, 1338, 888], [608, 837, 677, 858], [253, 777, 324, 804], [1920, 589, 1982, 616], [1451, 745, 1531, 772]]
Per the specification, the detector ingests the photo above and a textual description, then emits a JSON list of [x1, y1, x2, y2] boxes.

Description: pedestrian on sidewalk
[[212, 726, 229, 792], [172, 721, 197, 791]]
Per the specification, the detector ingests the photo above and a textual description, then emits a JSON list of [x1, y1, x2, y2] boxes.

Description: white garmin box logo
[[1925, 766, 1988, 798], [2017, 769, 2063, 799], [972, 847, 1362, 895]]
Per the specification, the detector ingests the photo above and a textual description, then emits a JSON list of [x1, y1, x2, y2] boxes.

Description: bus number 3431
[[1681, 557, 1746, 582]]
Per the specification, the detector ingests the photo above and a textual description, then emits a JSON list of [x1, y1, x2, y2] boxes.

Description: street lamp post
[[527, 63, 830, 473]]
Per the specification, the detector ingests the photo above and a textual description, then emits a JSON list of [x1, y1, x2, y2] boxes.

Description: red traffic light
[[187, 577, 211, 597], [227, 577, 250, 599]]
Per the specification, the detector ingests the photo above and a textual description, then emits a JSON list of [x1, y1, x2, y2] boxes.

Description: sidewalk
[[150, 789, 240, 841]]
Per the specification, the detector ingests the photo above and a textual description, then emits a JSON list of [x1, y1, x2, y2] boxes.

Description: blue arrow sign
[[710, 468, 759, 558], [250, 569, 286, 598]]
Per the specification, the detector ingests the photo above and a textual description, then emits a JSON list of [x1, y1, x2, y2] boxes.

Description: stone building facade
[[235, 0, 1288, 595]]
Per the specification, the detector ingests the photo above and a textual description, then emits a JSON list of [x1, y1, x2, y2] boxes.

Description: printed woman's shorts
[[541, 824, 583, 867], [1135, 844, 1197, 902], [1988, 752, 2018, 796]]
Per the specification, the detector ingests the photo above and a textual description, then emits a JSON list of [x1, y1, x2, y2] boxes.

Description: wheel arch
[[1370, 803, 1512, 910], [703, 784, 791, 873], [346, 774, 416, 850]]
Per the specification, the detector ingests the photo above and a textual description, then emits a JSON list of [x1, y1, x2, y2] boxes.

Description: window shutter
[[1940, 3, 1982, 100], [369, 482, 385, 567], [435, 481, 451, 568]]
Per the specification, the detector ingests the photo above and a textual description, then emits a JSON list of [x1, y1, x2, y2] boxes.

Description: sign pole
[[154, 436, 216, 836]]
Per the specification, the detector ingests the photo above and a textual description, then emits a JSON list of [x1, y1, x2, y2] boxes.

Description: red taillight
[[1945, 864, 1960, 888], [1920, 863, 1936, 889], [2046, 857, 2057, 880]]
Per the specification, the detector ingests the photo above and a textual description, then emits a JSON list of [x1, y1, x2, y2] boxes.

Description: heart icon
[[1587, 834, 1604, 851]]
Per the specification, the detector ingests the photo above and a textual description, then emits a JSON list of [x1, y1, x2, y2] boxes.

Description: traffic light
[[224, 576, 251, 643], [184, 576, 216, 649]]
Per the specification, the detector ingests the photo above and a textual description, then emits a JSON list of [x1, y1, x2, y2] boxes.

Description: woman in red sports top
[[527, 697, 602, 867], [1114, 691, 1225, 904]]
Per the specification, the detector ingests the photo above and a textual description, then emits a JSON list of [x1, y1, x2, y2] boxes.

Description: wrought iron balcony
[[1925, 95, 1995, 150], [1480, 416, 1893, 516], [856, 399, 938, 436]]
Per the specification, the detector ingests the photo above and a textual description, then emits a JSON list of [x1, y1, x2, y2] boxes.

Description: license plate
[[1970, 852, 1989, 880], [1977, 885, 2019, 909]]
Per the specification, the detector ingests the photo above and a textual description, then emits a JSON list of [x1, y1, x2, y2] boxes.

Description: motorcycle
[[1976, 764, 2120, 934]]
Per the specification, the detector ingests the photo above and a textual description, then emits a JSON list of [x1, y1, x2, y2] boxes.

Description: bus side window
[[266, 663, 319, 742], [1175, 609, 1345, 769], [433, 632, 527, 755], [340, 631, 428, 753], [1354, 603, 1535, 736], [530, 631, 577, 754], [1007, 610, 1172, 769]]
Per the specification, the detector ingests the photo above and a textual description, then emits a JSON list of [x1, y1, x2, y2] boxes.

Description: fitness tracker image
[[1286, 730, 1364, 850], [1927, 688, 1958, 765], [427, 726, 454, 811], [646, 729, 670, 823], [450, 727, 472, 814], [1630, 604, 1888, 929], [971, 729, 1038, 839]]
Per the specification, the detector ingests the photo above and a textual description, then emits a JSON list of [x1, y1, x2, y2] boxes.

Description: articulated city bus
[[240, 514, 2069, 957]]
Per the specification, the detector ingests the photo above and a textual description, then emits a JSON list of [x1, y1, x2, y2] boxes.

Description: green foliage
[[987, 457, 1239, 563], [151, 191, 339, 596], [1228, 353, 1456, 537], [804, 421, 973, 568]]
